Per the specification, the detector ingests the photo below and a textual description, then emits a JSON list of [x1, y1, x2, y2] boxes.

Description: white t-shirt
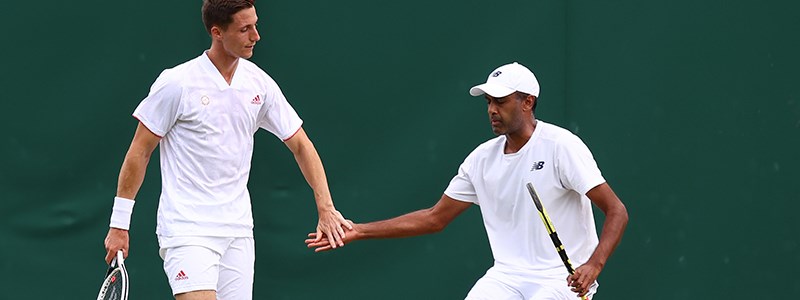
[[133, 51, 303, 237], [445, 121, 605, 276]]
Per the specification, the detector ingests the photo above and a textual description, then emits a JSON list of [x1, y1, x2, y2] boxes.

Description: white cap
[[469, 62, 540, 97]]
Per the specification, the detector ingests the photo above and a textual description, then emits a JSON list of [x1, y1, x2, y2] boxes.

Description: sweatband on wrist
[[109, 197, 135, 230]]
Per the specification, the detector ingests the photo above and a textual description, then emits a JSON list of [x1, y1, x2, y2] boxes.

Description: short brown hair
[[201, 0, 256, 34]]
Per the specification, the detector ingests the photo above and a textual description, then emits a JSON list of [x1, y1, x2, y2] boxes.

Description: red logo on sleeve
[[175, 270, 189, 281]]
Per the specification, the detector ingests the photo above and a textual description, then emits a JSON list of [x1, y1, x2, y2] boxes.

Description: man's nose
[[487, 101, 498, 115]]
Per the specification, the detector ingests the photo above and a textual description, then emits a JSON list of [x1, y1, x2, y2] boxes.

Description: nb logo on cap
[[492, 71, 502, 77]]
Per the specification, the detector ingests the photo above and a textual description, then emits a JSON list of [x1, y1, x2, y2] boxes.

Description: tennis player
[[306, 62, 628, 299], [103, 1, 351, 299]]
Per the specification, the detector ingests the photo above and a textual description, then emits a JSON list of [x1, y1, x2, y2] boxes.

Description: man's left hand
[[315, 208, 352, 249], [567, 261, 602, 297]]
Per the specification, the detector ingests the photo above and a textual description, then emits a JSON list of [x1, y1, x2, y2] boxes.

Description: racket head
[[96, 250, 129, 300]]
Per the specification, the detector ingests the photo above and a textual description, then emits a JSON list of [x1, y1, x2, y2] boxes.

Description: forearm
[[116, 149, 151, 200], [291, 140, 334, 211], [356, 208, 445, 240], [587, 205, 628, 267]]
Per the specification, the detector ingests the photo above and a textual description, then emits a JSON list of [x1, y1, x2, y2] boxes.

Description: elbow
[[430, 220, 447, 233], [294, 139, 313, 155], [141, 151, 153, 163], [615, 203, 629, 226], [138, 152, 154, 166], [123, 150, 151, 167], [425, 209, 449, 233]]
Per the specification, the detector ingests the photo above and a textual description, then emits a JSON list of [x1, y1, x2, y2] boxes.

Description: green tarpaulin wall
[[1, 0, 798, 299]]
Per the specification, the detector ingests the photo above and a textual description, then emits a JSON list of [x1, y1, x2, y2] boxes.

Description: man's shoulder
[[536, 120, 595, 156], [237, 59, 279, 89], [466, 136, 504, 158], [537, 121, 581, 143], [156, 56, 203, 82], [238, 59, 270, 77], [155, 54, 225, 92], [477, 135, 505, 149]]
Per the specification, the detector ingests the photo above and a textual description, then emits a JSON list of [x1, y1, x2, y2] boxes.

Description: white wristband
[[110, 197, 135, 230]]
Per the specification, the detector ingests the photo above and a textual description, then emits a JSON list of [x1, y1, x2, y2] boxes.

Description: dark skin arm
[[306, 183, 627, 299], [568, 182, 628, 297], [305, 195, 472, 251]]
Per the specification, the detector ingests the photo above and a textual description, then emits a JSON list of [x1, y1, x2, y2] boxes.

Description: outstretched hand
[[315, 209, 353, 249], [566, 261, 602, 298], [306, 220, 356, 252]]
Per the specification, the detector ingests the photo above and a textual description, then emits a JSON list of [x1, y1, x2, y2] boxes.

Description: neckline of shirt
[[502, 120, 544, 158], [200, 50, 241, 90]]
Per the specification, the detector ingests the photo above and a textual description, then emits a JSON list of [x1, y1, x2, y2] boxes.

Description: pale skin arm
[[284, 127, 352, 249], [103, 122, 161, 264], [568, 182, 629, 297], [305, 195, 473, 251]]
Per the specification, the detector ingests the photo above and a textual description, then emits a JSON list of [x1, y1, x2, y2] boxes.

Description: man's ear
[[210, 26, 223, 40], [524, 95, 536, 111]]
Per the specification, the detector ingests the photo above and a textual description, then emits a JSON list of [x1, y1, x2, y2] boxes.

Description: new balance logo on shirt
[[175, 270, 189, 281], [530, 161, 545, 171]]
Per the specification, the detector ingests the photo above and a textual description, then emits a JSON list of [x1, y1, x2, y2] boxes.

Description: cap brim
[[469, 83, 515, 98]]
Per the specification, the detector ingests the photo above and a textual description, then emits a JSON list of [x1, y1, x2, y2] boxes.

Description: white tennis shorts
[[158, 236, 255, 299], [465, 266, 597, 300]]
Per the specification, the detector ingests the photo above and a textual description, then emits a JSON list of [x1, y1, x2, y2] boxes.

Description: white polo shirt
[[445, 121, 605, 275], [133, 51, 303, 238]]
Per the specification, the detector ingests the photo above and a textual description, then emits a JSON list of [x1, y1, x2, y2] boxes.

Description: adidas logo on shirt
[[175, 270, 189, 281], [251, 95, 262, 105]]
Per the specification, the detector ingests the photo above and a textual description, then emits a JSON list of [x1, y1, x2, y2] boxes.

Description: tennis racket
[[526, 182, 588, 300], [96, 250, 129, 300]]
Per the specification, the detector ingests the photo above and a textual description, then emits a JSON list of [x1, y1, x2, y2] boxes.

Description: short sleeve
[[444, 153, 479, 204], [555, 134, 606, 195], [132, 70, 182, 137], [258, 77, 303, 141]]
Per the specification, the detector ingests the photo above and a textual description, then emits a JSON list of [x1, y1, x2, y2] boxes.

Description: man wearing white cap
[[306, 62, 629, 299]]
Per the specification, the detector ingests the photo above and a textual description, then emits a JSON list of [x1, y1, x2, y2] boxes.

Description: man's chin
[[240, 50, 255, 59]]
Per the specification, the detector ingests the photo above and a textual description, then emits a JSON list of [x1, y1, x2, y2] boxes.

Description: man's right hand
[[104, 228, 130, 264], [306, 221, 357, 252]]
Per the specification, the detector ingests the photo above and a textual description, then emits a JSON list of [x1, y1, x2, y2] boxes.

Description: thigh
[[217, 237, 255, 300], [465, 269, 523, 300], [161, 243, 221, 296], [175, 290, 216, 300], [525, 278, 593, 300], [526, 284, 570, 300]]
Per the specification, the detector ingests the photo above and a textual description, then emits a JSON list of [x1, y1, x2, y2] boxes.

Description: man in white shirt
[[306, 62, 628, 299], [103, 1, 351, 299]]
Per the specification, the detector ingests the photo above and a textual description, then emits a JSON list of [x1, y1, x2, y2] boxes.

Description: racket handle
[[111, 250, 125, 266]]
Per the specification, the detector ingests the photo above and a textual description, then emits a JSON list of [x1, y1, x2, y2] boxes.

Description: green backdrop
[[1, 0, 798, 299]]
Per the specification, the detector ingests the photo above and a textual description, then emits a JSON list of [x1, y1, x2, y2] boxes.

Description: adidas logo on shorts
[[175, 270, 189, 281]]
